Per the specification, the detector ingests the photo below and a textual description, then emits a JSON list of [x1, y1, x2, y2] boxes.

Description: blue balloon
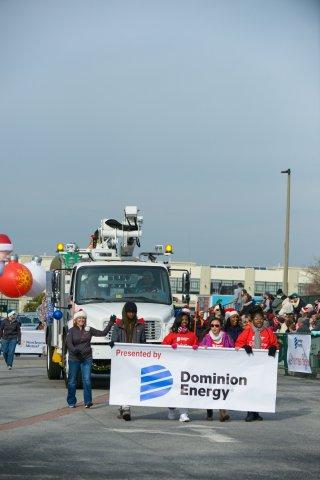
[[53, 309, 63, 320]]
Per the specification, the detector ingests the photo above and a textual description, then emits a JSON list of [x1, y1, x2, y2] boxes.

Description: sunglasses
[[211, 324, 220, 328]]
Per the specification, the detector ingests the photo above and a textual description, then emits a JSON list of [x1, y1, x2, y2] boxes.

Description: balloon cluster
[[0, 233, 46, 298]]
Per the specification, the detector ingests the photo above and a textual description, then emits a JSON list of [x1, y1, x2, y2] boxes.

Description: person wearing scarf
[[111, 302, 146, 421], [235, 307, 278, 422], [162, 314, 198, 422], [200, 318, 234, 422]]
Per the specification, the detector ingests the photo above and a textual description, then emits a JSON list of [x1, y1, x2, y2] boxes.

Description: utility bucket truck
[[45, 206, 190, 383]]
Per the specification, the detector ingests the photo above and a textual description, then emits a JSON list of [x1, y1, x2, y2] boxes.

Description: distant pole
[[281, 169, 291, 295]]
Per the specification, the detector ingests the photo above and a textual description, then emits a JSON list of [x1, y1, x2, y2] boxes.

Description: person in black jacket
[[66, 309, 115, 408], [111, 302, 146, 421], [0, 311, 21, 370]]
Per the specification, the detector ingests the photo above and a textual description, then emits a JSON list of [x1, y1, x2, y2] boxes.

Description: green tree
[[23, 292, 45, 312]]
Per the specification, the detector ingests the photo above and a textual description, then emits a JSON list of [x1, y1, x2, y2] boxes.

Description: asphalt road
[[0, 357, 319, 480]]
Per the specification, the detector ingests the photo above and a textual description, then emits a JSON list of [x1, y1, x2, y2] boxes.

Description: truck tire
[[46, 343, 62, 380]]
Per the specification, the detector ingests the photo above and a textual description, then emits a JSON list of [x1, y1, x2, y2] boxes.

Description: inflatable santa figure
[[0, 234, 13, 275]]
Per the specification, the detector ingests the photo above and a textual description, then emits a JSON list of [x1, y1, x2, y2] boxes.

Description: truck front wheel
[[46, 343, 62, 380]]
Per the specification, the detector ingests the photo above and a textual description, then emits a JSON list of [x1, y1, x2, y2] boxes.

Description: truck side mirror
[[182, 294, 190, 305], [182, 272, 190, 295]]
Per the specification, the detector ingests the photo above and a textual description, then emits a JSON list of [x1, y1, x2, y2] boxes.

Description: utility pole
[[281, 169, 291, 295]]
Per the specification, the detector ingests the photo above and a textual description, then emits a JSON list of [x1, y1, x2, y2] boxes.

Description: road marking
[[0, 393, 110, 432], [108, 427, 237, 443]]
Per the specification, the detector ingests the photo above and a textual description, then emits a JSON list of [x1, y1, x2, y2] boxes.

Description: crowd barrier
[[276, 332, 320, 377]]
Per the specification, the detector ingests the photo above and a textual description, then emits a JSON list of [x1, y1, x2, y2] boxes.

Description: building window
[[170, 278, 199, 294], [190, 279, 200, 294], [211, 280, 240, 295], [254, 282, 282, 296], [170, 278, 182, 294]]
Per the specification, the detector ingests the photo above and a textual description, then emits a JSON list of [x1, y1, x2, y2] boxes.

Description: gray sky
[[1, 0, 319, 267]]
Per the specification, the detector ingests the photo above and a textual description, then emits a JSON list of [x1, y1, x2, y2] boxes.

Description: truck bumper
[[92, 344, 111, 360]]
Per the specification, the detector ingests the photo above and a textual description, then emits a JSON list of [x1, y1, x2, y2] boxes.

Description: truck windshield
[[75, 265, 172, 305]]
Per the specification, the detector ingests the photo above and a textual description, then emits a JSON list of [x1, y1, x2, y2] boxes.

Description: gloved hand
[[171, 343, 177, 349], [244, 345, 253, 355], [109, 315, 116, 324], [109, 341, 115, 348], [73, 348, 82, 357], [268, 345, 277, 357], [192, 345, 198, 350]]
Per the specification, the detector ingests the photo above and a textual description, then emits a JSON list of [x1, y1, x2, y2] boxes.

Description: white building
[[0, 255, 313, 313]]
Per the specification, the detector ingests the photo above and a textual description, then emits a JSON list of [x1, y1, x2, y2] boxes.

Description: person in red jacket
[[235, 307, 278, 422], [162, 313, 198, 422]]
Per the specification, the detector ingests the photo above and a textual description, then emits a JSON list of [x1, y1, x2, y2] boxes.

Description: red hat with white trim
[[0, 234, 13, 252]]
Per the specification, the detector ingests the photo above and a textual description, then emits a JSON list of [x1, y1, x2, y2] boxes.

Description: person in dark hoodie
[[66, 309, 115, 408], [0, 311, 21, 370], [111, 301, 146, 421]]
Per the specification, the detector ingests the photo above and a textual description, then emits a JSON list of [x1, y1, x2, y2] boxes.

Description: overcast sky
[[1, 0, 319, 267]]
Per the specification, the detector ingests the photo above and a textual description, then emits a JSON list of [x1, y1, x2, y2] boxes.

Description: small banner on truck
[[109, 343, 278, 413]]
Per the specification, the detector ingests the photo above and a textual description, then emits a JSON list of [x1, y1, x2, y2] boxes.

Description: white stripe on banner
[[109, 343, 278, 413]]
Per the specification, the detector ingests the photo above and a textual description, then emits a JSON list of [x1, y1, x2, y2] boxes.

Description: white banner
[[15, 331, 46, 354], [287, 334, 312, 373], [110, 343, 278, 413]]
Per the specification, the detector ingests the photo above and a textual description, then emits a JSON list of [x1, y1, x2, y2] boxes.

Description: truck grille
[[145, 320, 161, 341], [104, 321, 161, 342]]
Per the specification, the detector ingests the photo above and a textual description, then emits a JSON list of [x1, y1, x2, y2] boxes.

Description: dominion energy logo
[[140, 365, 173, 401]]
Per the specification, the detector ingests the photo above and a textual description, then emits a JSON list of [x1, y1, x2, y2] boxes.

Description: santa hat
[[73, 309, 87, 320], [0, 234, 13, 252], [225, 310, 239, 320]]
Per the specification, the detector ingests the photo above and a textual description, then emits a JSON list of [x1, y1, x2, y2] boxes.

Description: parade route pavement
[[0, 357, 319, 479]]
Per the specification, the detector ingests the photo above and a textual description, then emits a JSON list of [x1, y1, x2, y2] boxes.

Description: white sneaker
[[8, 366, 12, 370], [168, 410, 176, 420], [179, 413, 190, 422]]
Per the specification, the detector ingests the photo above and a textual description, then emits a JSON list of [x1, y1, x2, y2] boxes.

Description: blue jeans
[[67, 358, 92, 406], [2, 339, 17, 367]]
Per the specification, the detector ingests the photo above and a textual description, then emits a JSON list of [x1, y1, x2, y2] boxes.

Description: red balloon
[[0, 260, 33, 298]]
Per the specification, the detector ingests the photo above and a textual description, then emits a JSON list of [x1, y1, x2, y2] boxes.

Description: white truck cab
[[45, 207, 190, 382]]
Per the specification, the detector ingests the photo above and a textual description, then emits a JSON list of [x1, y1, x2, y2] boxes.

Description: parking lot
[[0, 357, 319, 479]]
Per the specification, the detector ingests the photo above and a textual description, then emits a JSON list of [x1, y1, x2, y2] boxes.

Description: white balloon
[[24, 259, 46, 297]]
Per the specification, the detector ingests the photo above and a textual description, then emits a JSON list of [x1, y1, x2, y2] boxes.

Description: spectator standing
[[162, 314, 198, 422], [296, 318, 310, 333], [235, 307, 278, 422], [111, 302, 146, 421], [272, 289, 286, 314], [200, 318, 233, 422], [240, 292, 255, 316], [0, 311, 21, 370], [233, 283, 244, 312], [66, 310, 115, 409], [289, 293, 306, 318]]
